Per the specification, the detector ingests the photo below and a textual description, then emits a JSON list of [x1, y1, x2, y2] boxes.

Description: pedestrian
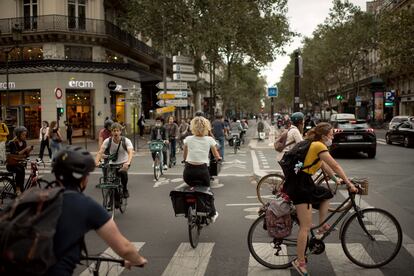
[[65, 120, 73, 145], [49, 121, 63, 159], [138, 114, 145, 137], [178, 118, 190, 151], [211, 114, 227, 160], [38, 120, 52, 161], [98, 119, 113, 149], [165, 115, 179, 165], [0, 117, 9, 164]]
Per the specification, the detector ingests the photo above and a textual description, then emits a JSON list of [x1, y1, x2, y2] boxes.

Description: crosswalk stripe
[[79, 242, 145, 276], [161, 242, 214, 276], [325, 243, 383, 275], [248, 244, 290, 276], [405, 244, 414, 258]]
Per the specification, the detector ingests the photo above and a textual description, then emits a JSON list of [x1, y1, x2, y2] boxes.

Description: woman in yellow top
[[286, 123, 358, 276], [0, 117, 9, 164]]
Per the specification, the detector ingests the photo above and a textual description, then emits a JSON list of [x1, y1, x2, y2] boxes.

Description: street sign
[[156, 81, 188, 90], [54, 88, 63, 99], [173, 64, 195, 73], [385, 91, 395, 102], [173, 73, 197, 82], [125, 98, 140, 102], [156, 91, 188, 98], [157, 99, 188, 107], [173, 55, 193, 64], [107, 81, 117, 90], [156, 106, 176, 114], [355, 96, 362, 102], [267, 87, 278, 97], [157, 93, 176, 100]]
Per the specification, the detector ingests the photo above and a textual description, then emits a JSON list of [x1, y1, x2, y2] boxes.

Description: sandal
[[316, 223, 332, 235], [292, 259, 309, 276]]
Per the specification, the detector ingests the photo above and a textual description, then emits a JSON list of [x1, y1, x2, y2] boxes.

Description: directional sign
[[267, 87, 278, 97], [156, 91, 188, 98], [125, 98, 140, 102], [157, 93, 176, 100], [156, 106, 176, 114], [157, 99, 188, 107], [173, 73, 197, 82], [173, 55, 194, 64], [173, 64, 195, 73], [156, 81, 188, 90]]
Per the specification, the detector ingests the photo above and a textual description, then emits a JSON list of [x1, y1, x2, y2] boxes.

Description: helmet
[[104, 119, 114, 129], [14, 126, 28, 138], [52, 146, 95, 183], [290, 112, 305, 124], [195, 111, 204, 117]]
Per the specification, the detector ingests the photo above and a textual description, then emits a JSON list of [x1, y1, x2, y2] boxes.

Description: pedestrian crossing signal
[[57, 107, 64, 118]]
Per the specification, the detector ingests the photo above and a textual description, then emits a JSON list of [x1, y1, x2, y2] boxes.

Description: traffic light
[[57, 107, 64, 119], [336, 95, 344, 101]]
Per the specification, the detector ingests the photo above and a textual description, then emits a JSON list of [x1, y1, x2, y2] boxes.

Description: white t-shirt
[[283, 125, 303, 152], [102, 136, 133, 164], [184, 135, 217, 164]]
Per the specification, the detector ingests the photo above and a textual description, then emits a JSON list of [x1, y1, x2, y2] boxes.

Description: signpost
[[173, 64, 195, 73], [157, 99, 189, 107], [156, 81, 188, 90], [267, 87, 278, 97], [157, 93, 176, 100], [156, 91, 188, 98], [173, 55, 194, 64], [156, 106, 176, 114], [173, 73, 197, 82]]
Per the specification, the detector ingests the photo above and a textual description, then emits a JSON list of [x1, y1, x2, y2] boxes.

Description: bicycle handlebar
[[80, 255, 145, 268]]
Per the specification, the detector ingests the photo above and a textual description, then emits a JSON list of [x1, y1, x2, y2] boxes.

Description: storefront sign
[[0, 82, 16, 89], [374, 92, 384, 121], [107, 81, 117, 90], [68, 80, 94, 88]]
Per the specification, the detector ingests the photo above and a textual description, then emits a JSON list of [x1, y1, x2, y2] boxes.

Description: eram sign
[[68, 80, 94, 88]]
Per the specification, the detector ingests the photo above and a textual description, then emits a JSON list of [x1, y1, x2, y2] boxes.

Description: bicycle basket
[[149, 141, 164, 152], [353, 178, 369, 195]]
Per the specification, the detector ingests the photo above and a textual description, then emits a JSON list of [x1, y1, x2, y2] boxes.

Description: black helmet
[[104, 119, 114, 129], [14, 126, 28, 138], [290, 112, 305, 124], [195, 111, 204, 117], [52, 146, 95, 183]]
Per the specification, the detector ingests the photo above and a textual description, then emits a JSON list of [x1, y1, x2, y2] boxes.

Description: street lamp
[[3, 24, 23, 117]]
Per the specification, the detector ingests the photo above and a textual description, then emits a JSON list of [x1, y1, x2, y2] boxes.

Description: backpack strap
[[104, 138, 112, 155], [301, 157, 320, 170], [121, 137, 127, 152]]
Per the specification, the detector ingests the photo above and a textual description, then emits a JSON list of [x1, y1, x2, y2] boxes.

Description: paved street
[[7, 121, 414, 276]]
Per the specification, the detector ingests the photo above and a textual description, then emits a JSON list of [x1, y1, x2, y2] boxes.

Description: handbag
[[6, 154, 26, 166]]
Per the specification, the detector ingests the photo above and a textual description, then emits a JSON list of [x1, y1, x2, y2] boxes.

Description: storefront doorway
[[66, 90, 93, 138], [110, 91, 126, 123]]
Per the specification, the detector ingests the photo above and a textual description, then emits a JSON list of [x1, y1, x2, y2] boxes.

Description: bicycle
[[97, 162, 127, 219], [0, 159, 48, 205], [149, 140, 165, 180], [231, 133, 241, 154], [248, 179, 402, 269], [256, 170, 351, 212], [80, 254, 144, 276]]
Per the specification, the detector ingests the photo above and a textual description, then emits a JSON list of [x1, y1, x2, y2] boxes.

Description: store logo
[[68, 80, 94, 88], [0, 82, 16, 89]]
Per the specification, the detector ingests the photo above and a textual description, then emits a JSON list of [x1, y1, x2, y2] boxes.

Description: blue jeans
[[50, 140, 62, 160], [217, 136, 225, 159]]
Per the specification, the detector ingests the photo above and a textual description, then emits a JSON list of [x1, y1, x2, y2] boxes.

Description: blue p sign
[[268, 87, 278, 97], [385, 91, 395, 102]]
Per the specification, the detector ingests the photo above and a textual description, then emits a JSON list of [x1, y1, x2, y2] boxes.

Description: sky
[[261, 0, 368, 87]]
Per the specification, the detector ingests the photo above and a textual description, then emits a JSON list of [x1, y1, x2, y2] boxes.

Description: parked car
[[385, 120, 414, 148], [388, 116, 413, 130], [330, 119, 377, 158]]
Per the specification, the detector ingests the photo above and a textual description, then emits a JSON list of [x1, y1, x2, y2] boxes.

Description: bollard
[[83, 130, 88, 150]]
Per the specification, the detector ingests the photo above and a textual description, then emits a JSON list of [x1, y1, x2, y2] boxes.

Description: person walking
[[65, 120, 73, 145], [38, 120, 52, 161], [178, 118, 190, 151], [138, 114, 145, 137], [98, 119, 113, 149], [0, 117, 9, 164], [165, 115, 179, 165], [49, 121, 63, 159], [211, 114, 227, 160], [277, 112, 305, 161]]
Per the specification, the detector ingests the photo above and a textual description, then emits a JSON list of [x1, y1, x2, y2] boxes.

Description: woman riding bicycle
[[284, 122, 358, 276], [183, 116, 221, 222]]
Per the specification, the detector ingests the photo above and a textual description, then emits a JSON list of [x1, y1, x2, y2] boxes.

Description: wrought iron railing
[[0, 15, 162, 61]]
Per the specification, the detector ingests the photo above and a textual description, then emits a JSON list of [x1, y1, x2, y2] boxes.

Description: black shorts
[[284, 171, 333, 208], [183, 163, 210, 187]]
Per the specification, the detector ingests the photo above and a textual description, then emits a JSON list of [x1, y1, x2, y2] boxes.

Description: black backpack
[[278, 140, 320, 179], [0, 187, 65, 275]]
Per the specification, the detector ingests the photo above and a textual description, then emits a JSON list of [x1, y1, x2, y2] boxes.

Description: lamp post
[[3, 24, 23, 118]]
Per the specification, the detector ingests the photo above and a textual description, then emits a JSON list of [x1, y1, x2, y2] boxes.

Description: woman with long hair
[[285, 122, 358, 275], [49, 121, 62, 159]]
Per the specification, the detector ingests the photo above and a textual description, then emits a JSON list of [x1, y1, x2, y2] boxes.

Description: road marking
[[325, 243, 383, 275], [161, 243, 214, 276], [251, 150, 266, 178], [405, 244, 414, 258], [79, 242, 144, 276], [248, 244, 290, 276], [226, 203, 262, 206], [244, 207, 260, 212], [245, 214, 259, 220]]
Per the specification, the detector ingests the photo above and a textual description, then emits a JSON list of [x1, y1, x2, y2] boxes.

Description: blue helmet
[[290, 112, 305, 124]]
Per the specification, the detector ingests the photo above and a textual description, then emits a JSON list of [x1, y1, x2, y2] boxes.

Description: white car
[[388, 116, 413, 130]]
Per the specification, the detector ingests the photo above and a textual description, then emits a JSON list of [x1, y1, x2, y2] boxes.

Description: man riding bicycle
[[229, 118, 243, 146], [95, 122, 133, 198], [150, 117, 169, 170]]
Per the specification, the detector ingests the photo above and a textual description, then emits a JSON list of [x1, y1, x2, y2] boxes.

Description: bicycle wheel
[[118, 187, 127, 214], [256, 173, 285, 205], [234, 142, 238, 154], [34, 179, 51, 189], [247, 214, 300, 269], [188, 206, 200, 249], [153, 153, 161, 180], [102, 189, 115, 219], [0, 177, 16, 203], [314, 176, 351, 212], [341, 208, 402, 268]]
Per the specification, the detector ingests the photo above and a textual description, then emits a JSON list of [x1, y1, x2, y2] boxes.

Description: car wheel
[[385, 134, 392, 145], [403, 137, 413, 148], [367, 148, 376, 159]]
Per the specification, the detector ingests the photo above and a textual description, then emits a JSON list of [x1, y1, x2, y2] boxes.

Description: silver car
[[388, 116, 413, 130]]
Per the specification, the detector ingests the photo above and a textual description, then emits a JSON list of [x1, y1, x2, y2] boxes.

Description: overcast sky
[[261, 0, 368, 87]]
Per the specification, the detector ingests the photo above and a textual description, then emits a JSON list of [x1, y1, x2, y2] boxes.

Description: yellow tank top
[[302, 141, 328, 175]]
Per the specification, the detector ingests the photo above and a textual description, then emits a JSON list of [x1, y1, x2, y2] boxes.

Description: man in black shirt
[[212, 114, 227, 160], [46, 146, 147, 275]]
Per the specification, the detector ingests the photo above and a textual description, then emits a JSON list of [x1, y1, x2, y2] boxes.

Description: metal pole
[[162, 16, 167, 96], [271, 97, 274, 124], [209, 62, 213, 119], [5, 51, 9, 116], [294, 51, 300, 112], [133, 107, 136, 150]]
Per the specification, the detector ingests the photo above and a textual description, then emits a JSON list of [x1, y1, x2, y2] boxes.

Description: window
[[23, 0, 38, 30], [65, 45, 92, 61], [105, 50, 123, 63], [68, 0, 87, 30]]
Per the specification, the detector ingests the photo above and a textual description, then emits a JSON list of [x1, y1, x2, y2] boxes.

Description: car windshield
[[392, 117, 408, 123], [337, 121, 369, 129]]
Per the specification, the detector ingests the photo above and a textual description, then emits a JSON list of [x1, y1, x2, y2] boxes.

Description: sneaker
[[163, 165, 168, 170], [210, 212, 219, 223], [123, 189, 130, 198]]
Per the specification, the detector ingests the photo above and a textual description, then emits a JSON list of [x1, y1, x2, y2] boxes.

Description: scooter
[[258, 132, 265, 141]]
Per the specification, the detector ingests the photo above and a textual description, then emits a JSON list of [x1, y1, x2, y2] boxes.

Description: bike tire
[[35, 179, 52, 189], [314, 176, 351, 213], [247, 214, 300, 269], [118, 188, 127, 214], [0, 177, 16, 203], [188, 206, 200, 249], [341, 208, 402, 268], [102, 189, 115, 219], [256, 173, 285, 205], [154, 153, 161, 180]]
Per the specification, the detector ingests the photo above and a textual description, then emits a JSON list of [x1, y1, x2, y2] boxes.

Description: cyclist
[[165, 115, 179, 166], [150, 117, 169, 170], [47, 146, 147, 275], [95, 122, 133, 198], [229, 118, 243, 146], [6, 126, 33, 194], [183, 116, 221, 222], [283, 123, 357, 276], [98, 119, 114, 149], [211, 114, 227, 161]]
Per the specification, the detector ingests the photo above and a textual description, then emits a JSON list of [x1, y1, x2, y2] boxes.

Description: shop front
[[66, 89, 94, 137]]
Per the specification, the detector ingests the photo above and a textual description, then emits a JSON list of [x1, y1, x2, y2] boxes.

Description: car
[[385, 120, 414, 148], [388, 116, 413, 130], [330, 119, 377, 158]]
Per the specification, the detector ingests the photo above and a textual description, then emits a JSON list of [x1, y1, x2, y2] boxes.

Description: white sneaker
[[210, 212, 219, 223], [163, 165, 168, 170]]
